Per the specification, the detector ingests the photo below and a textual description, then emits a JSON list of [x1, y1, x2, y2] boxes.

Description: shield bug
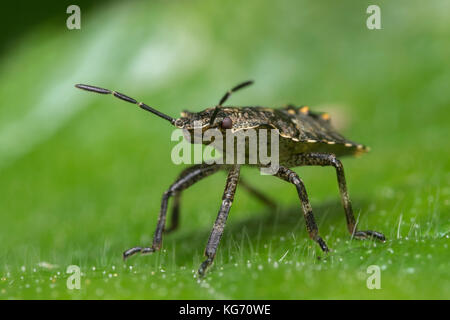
[[75, 81, 385, 276]]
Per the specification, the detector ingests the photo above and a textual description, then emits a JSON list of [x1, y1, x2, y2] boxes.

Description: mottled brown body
[[177, 105, 368, 166], [75, 80, 385, 277]]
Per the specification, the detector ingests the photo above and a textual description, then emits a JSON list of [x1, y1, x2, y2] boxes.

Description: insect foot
[[123, 245, 158, 260], [316, 236, 330, 253], [353, 230, 386, 242], [198, 258, 214, 278]]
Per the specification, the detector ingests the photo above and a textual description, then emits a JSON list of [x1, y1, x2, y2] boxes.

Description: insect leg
[[239, 178, 277, 209], [198, 165, 241, 276], [167, 175, 276, 233], [274, 166, 330, 252], [287, 153, 385, 241], [165, 192, 181, 233], [123, 164, 226, 260]]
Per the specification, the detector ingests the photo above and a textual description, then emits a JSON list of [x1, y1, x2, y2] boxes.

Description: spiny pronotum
[[75, 80, 385, 276]]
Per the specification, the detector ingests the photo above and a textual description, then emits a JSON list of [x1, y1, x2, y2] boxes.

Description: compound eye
[[221, 117, 233, 129]]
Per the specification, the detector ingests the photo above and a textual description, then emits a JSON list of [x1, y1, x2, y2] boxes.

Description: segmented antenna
[[209, 80, 254, 125], [75, 84, 176, 125]]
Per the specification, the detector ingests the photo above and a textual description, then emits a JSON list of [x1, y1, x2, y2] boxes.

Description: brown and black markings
[[75, 80, 385, 277]]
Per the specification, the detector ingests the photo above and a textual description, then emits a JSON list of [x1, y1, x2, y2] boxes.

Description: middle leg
[[165, 176, 276, 233], [239, 177, 277, 209], [274, 166, 330, 252]]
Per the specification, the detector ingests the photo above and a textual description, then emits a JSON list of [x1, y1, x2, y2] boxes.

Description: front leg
[[285, 153, 385, 241], [198, 165, 241, 276], [123, 164, 225, 259]]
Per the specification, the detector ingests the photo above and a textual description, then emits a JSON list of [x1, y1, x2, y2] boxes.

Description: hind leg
[[285, 153, 385, 241]]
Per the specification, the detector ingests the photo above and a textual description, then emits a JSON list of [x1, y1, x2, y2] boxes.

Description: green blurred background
[[0, 0, 449, 299]]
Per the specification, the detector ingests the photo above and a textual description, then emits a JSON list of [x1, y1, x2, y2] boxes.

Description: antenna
[[75, 84, 176, 125]]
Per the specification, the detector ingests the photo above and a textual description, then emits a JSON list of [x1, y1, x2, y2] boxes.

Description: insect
[[75, 80, 386, 276]]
